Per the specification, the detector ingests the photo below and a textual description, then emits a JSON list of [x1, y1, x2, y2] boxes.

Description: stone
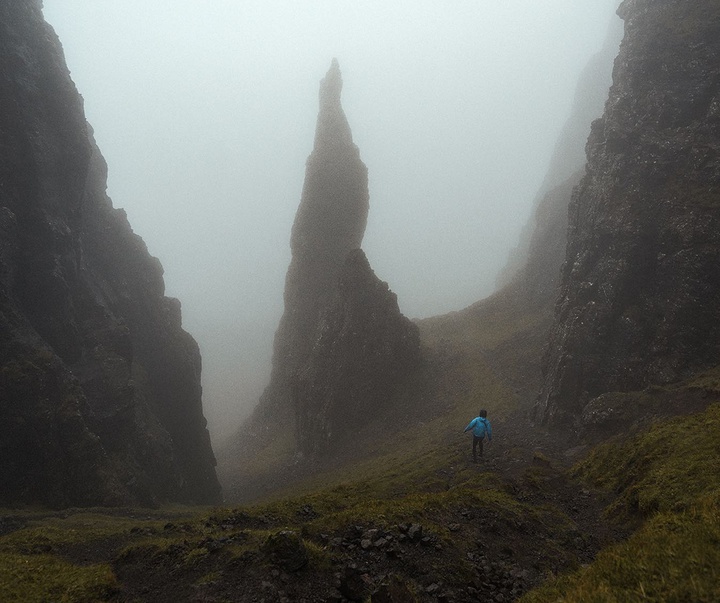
[[231, 58, 421, 469], [339, 565, 373, 601], [407, 524, 423, 542], [261, 530, 309, 572], [497, 17, 622, 301], [242, 57, 369, 433], [370, 576, 416, 603], [294, 249, 421, 455]]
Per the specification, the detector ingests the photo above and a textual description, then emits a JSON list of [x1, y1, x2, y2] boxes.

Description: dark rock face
[[242, 60, 418, 458], [504, 173, 578, 309], [293, 249, 420, 455], [536, 0, 720, 427], [0, 1, 220, 506]]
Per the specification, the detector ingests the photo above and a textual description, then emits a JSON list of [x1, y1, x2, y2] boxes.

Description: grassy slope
[[5, 391, 718, 603], [0, 291, 561, 601], [0, 509, 191, 602], [0, 444, 580, 602], [521, 373, 720, 603]]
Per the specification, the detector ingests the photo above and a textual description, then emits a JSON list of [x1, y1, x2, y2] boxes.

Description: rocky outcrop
[[0, 1, 220, 506], [236, 60, 419, 461], [536, 0, 720, 427], [293, 249, 420, 455]]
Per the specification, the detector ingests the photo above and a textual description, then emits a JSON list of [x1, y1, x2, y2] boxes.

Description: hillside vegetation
[[523, 390, 720, 603], [219, 284, 552, 504], [3, 374, 719, 602]]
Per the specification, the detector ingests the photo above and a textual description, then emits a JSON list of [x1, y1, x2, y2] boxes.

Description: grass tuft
[[0, 553, 118, 603]]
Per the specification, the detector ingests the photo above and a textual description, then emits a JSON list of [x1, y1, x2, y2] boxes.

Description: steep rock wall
[[0, 0, 220, 506], [293, 249, 420, 455], [536, 0, 720, 427]]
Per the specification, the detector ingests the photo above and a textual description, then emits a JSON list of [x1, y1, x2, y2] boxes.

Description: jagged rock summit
[[0, 1, 220, 507], [536, 0, 720, 428], [229, 60, 419, 479], [283, 57, 370, 380]]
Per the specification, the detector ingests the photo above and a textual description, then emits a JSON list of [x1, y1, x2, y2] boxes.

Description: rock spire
[[293, 249, 420, 455], [239, 59, 419, 462], [255, 59, 369, 423]]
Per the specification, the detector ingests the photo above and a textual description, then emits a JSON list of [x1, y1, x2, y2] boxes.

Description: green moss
[[116, 530, 216, 563], [0, 553, 118, 603], [573, 403, 720, 521], [0, 513, 161, 549], [520, 500, 720, 603], [184, 546, 210, 567], [304, 540, 331, 571], [688, 365, 720, 393]]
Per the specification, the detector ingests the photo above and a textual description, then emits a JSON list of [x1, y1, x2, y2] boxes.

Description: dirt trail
[[481, 412, 626, 558]]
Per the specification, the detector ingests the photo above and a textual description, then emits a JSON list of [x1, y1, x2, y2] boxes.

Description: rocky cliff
[[0, 1, 220, 506], [536, 0, 720, 427], [293, 249, 420, 455]]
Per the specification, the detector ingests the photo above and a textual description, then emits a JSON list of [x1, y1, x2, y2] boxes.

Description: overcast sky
[[42, 0, 621, 442]]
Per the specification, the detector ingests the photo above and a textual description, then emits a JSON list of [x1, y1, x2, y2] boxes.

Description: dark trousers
[[473, 435, 484, 460]]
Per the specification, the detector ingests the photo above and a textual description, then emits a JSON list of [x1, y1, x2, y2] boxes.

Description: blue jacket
[[464, 417, 492, 440]]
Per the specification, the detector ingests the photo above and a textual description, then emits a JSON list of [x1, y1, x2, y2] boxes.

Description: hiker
[[464, 409, 492, 462]]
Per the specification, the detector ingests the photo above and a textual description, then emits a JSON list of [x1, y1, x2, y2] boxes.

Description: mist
[[41, 0, 620, 442]]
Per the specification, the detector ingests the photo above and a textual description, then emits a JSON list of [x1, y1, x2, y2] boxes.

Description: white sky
[[42, 0, 621, 441]]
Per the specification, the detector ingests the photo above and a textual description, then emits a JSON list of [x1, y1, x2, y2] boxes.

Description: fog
[[42, 0, 620, 442]]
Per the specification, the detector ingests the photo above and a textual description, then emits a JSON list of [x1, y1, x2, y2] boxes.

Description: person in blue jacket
[[464, 409, 492, 462]]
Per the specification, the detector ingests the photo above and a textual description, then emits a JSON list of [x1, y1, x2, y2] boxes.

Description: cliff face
[[0, 1, 220, 506], [237, 60, 419, 462], [536, 0, 720, 427], [293, 249, 420, 455]]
